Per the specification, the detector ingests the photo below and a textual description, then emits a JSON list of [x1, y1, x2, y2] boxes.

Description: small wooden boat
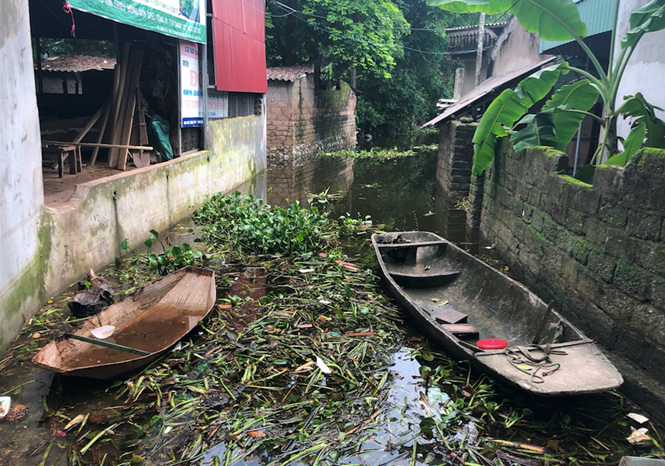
[[33, 267, 216, 379], [372, 231, 623, 395]]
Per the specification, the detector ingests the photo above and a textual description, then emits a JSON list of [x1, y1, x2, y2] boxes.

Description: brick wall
[[436, 120, 475, 201], [267, 76, 356, 168], [477, 141, 665, 416]]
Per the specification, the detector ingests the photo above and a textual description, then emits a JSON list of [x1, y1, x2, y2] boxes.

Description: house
[[0, 0, 268, 350], [445, 21, 507, 99]]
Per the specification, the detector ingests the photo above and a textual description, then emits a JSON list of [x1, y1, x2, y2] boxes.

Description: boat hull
[[372, 231, 623, 396], [33, 266, 216, 380]]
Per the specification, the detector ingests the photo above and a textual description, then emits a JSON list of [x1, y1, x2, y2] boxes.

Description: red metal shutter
[[212, 0, 267, 93]]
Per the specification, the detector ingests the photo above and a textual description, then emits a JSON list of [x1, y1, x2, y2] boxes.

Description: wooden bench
[[42, 143, 82, 177]]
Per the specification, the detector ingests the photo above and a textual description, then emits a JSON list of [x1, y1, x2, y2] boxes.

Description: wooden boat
[[33, 267, 216, 379], [372, 231, 623, 395]]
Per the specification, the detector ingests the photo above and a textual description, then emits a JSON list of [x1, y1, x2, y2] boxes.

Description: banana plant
[[428, 0, 665, 176]]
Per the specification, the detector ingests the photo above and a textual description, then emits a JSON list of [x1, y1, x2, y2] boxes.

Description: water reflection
[[266, 156, 353, 207], [264, 153, 480, 246]]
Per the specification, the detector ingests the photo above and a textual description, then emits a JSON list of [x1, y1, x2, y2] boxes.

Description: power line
[[270, 1, 462, 57], [269, 0, 446, 33]]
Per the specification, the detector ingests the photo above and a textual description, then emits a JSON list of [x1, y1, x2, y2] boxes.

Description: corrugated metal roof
[[38, 55, 116, 73], [540, 0, 617, 53], [267, 66, 314, 82], [421, 56, 557, 128]]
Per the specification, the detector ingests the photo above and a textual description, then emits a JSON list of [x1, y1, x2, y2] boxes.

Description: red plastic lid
[[477, 338, 508, 350]]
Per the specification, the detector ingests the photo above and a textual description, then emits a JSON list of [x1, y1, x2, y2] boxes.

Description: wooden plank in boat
[[442, 323, 479, 339], [377, 241, 446, 249], [432, 308, 468, 324]]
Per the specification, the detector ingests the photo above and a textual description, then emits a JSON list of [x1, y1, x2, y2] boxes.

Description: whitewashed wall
[[0, 0, 45, 349], [614, 0, 665, 142]]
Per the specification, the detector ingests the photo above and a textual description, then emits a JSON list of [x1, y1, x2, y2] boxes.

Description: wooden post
[[35, 37, 43, 94], [475, 13, 486, 88]]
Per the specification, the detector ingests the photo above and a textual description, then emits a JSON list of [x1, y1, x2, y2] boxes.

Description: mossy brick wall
[[436, 120, 476, 201], [480, 142, 665, 385], [267, 77, 356, 168]]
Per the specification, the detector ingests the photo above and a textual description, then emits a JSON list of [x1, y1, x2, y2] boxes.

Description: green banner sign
[[69, 0, 206, 43]]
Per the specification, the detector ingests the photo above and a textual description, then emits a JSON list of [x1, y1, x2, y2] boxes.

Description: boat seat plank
[[442, 323, 479, 339], [390, 270, 460, 288], [377, 241, 447, 249], [432, 308, 468, 324]]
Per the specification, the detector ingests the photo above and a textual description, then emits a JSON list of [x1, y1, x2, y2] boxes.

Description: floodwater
[[0, 153, 663, 465]]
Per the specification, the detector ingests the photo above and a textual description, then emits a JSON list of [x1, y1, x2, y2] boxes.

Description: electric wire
[[270, 1, 464, 56]]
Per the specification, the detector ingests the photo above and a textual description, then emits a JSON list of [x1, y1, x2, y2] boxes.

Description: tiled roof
[[38, 55, 116, 73], [267, 66, 314, 82]]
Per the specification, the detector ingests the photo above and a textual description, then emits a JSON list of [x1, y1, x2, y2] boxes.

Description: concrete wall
[[0, 112, 266, 351], [44, 116, 266, 300], [490, 17, 545, 77], [0, 0, 45, 350], [474, 141, 665, 419], [459, 57, 490, 97], [614, 0, 665, 141], [267, 76, 356, 168]]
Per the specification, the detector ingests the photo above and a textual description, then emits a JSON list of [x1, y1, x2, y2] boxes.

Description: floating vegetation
[[121, 229, 206, 275], [0, 193, 663, 465], [320, 145, 437, 160]]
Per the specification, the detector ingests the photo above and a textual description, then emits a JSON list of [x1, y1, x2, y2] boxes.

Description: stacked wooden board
[[107, 45, 145, 170]]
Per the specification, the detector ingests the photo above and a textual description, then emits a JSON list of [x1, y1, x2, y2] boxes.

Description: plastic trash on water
[[0, 397, 11, 420]]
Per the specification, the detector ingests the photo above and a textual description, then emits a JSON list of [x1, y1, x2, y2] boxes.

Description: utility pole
[[475, 13, 486, 88]]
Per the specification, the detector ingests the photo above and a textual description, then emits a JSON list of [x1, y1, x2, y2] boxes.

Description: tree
[[356, 0, 475, 147], [429, 0, 665, 176], [266, 0, 480, 147], [266, 0, 409, 79]]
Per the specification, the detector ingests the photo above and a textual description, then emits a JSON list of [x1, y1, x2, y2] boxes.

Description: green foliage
[[431, 0, 665, 174], [541, 80, 601, 150], [622, 0, 665, 49], [619, 93, 665, 149], [356, 0, 471, 147], [194, 192, 336, 257], [471, 89, 529, 174], [267, 0, 474, 148], [512, 111, 558, 153], [121, 230, 204, 275], [323, 144, 438, 160], [266, 0, 409, 79], [606, 123, 646, 166]]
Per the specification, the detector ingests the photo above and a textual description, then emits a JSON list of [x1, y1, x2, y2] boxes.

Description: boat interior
[[375, 232, 585, 349]]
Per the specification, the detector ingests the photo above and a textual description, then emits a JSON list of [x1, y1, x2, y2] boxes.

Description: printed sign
[[68, 0, 206, 43], [180, 41, 202, 127]]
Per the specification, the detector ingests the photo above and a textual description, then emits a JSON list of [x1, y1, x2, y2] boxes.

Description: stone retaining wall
[[476, 141, 665, 417], [436, 120, 475, 201]]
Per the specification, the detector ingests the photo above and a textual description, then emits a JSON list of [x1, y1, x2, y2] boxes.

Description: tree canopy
[[266, 0, 480, 147], [267, 0, 409, 79]]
